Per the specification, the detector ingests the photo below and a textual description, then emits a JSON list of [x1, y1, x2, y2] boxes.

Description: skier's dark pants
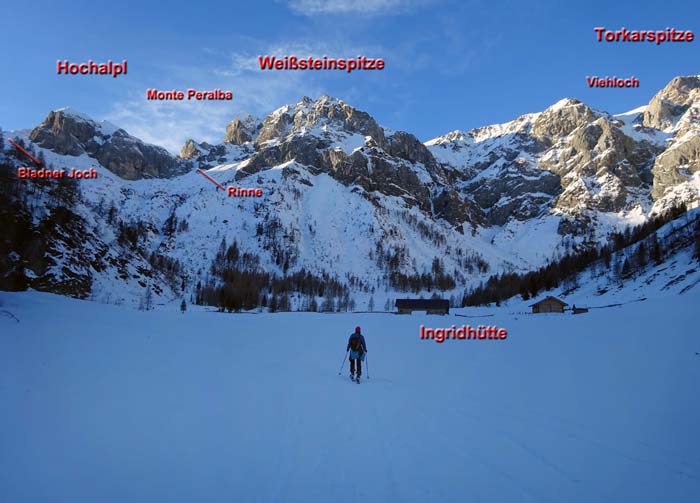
[[350, 358, 362, 377]]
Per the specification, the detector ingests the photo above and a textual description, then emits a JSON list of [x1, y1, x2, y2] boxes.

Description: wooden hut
[[395, 299, 450, 315], [530, 296, 568, 314]]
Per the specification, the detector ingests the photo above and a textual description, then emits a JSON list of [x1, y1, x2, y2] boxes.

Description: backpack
[[349, 334, 363, 352]]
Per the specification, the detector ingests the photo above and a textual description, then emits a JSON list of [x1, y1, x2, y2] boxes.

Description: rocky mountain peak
[[254, 95, 386, 148], [224, 113, 261, 145], [532, 98, 600, 140], [428, 130, 469, 145], [179, 139, 203, 160], [29, 109, 188, 180], [29, 108, 116, 156], [642, 75, 700, 131]]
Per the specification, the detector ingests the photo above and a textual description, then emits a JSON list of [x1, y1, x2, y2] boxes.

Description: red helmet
[[355, 326, 361, 334]]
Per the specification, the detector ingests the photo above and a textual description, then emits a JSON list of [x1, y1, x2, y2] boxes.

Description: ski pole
[[338, 350, 349, 375], [365, 353, 370, 379]]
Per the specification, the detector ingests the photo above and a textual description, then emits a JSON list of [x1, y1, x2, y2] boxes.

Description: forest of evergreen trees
[[373, 241, 479, 293], [462, 203, 698, 306], [0, 136, 82, 292], [195, 238, 355, 312], [388, 256, 456, 292]]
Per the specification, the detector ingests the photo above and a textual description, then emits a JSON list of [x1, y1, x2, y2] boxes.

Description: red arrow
[[8, 139, 42, 166], [196, 168, 226, 191]]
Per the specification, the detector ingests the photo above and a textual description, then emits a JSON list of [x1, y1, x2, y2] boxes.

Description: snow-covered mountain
[[427, 79, 699, 225], [1, 77, 699, 308]]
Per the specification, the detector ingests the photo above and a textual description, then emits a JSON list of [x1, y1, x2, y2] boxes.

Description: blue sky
[[2, 0, 699, 151]]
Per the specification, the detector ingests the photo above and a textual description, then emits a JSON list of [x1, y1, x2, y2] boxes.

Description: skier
[[347, 326, 367, 382]]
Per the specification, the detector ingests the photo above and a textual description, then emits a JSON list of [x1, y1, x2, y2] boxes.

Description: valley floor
[[1, 291, 699, 502]]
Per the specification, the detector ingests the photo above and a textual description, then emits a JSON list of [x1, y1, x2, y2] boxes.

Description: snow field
[[1, 291, 699, 502]]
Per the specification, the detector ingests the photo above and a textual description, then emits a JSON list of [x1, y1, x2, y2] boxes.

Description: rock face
[[433, 189, 483, 229], [546, 117, 657, 213], [532, 99, 600, 141], [224, 114, 260, 144], [387, 131, 441, 173], [644, 76, 700, 201], [219, 96, 480, 224], [179, 139, 202, 160], [28, 109, 102, 156], [30, 109, 188, 180], [643, 76, 700, 131], [652, 135, 700, 199]]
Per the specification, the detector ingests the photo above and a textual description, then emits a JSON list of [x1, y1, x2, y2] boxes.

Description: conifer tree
[[634, 241, 648, 270], [144, 286, 154, 311], [620, 258, 632, 278], [650, 234, 663, 264]]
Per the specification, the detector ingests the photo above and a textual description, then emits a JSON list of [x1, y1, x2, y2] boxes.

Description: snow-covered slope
[[1, 289, 698, 502], [499, 207, 700, 310]]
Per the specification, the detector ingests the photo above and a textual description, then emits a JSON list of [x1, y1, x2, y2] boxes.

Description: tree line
[[463, 203, 695, 306]]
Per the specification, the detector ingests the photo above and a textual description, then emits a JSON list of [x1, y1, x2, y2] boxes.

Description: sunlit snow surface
[[1, 290, 698, 502]]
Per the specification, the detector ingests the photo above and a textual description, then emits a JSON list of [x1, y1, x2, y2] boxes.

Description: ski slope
[[1, 291, 699, 502]]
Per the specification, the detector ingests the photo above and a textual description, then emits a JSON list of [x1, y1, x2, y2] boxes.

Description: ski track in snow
[[0, 290, 699, 502]]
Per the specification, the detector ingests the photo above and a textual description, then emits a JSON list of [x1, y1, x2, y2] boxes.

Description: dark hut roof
[[529, 296, 568, 307], [395, 299, 449, 310]]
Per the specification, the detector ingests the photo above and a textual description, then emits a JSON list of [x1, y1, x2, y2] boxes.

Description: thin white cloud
[[104, 36, 435, 153], [107, 74, 323, 153], [106, 98, 235, 153], [285, 0, 428, 15], [104, 41, 358, 153]]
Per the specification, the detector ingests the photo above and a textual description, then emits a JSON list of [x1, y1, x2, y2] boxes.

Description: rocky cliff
[[30, 109, 190, 180]]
